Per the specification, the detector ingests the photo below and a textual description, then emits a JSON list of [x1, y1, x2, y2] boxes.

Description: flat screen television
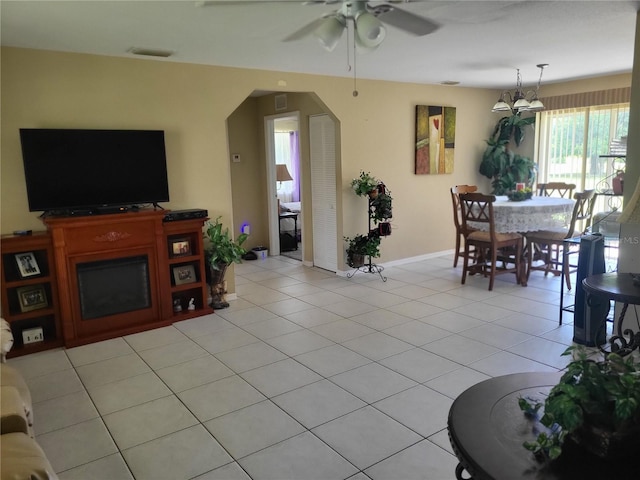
[[19, 128, 170, 214]]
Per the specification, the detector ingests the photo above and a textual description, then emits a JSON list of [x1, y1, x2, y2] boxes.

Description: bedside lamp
[[276, 164, 293, 189]]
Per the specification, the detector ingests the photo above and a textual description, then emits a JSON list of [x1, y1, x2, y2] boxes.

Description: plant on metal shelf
[[350, 171, 380, 197], [344, 232, 381, 268]]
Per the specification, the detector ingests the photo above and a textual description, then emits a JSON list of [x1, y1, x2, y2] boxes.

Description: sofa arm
[[1, 386, 30, 435], [0, 432, 58, 479], [0, 364, 33, 428]]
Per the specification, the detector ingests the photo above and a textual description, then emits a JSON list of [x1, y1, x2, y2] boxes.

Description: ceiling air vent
[[127, 47, 174, 58]]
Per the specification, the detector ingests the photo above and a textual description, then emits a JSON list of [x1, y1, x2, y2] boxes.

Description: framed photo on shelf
[[15, 252, 41, 278], [16, 285, 48, 313], [170, 238, 192, 257], [172, 264, 196, 286]]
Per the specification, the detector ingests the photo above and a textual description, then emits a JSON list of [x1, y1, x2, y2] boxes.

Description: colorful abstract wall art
[[415, 105, 456, 174]]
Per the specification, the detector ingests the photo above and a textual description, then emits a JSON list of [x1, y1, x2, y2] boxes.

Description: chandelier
[[492, 64, 548, 114]]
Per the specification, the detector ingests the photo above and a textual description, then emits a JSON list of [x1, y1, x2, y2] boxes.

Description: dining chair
[[537, 182, 576, 198], [525, 189, 596, 289], [459, 192, 523, 291], [450, 185, 478, 268]]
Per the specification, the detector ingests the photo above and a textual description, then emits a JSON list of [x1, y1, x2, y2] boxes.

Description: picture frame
[[15, 252, 41, 278], [172, 264, 196, 286], [16, 285, 48, 313], [170, 238, 192, 257]]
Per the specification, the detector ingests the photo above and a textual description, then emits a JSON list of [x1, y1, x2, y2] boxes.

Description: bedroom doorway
[[265, 113, 301, 260]]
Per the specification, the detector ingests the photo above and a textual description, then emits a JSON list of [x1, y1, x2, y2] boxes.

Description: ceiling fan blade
[[371, 4, 440, 36], [283, 16, 329, 42]]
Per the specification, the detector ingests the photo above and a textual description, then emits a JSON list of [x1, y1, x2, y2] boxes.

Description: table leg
[[607, 303, 640, 356]]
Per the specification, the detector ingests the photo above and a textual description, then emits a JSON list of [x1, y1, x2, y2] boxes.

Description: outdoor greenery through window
[[536, 103, 629, 194]]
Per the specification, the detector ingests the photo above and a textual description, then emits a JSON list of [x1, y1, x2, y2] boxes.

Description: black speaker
[[573, 234, 607, 346]]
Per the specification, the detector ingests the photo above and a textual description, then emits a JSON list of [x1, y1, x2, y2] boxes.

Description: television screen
[[19, 129, 170, 213]]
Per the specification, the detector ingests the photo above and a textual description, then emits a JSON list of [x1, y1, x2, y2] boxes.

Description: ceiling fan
[[197, 1, 440, 52], [284, 1, 440, 51]]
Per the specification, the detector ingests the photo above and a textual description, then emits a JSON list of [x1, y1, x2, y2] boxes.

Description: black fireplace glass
[[77, 255, 151, 320]]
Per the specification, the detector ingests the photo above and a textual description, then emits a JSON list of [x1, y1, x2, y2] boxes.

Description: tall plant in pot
[[480, 114, 537, 195], [204, 216, 248, 309]]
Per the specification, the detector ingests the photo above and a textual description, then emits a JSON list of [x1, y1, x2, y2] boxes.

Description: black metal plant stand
[[347, 189, 388, 282]]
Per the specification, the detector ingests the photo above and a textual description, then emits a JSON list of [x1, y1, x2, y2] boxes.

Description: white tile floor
[[8, 253, 587, 480]]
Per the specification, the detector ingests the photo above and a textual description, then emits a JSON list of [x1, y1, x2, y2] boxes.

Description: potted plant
[[204, 216, 248, 309], [370, 191, 393, 222], [345, 232, 381, 267], [351, 171, 380, 197], [480, 113, 537, 195], [518, 345, 640, 462]]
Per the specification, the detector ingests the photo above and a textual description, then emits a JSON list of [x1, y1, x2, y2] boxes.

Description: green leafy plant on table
[[518, 345, 640, 461]]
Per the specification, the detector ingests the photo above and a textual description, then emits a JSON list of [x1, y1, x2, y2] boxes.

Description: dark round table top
[[447, 372, 639, 480], [582, 272, 640, 304]]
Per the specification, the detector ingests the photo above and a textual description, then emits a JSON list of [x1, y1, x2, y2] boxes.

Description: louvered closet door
[[309, 114, 338, 272]]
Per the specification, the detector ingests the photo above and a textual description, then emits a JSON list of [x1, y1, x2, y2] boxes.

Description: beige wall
[[1, 47, 633, 286]]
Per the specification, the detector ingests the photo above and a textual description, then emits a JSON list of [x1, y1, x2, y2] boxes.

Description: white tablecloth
[[470, 196, 575, 233]]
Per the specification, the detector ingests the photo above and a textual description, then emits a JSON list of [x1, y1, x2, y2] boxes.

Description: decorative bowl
[[507, 190, 533, 202]]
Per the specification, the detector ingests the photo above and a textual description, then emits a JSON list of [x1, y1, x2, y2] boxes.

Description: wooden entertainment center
[[1, 210, 212, 357]]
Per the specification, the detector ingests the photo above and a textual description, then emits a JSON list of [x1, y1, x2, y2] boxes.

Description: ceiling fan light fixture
[[355, 11, 386, 48], [314, 16, 345, 52]]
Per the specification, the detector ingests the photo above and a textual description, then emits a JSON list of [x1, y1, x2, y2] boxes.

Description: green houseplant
[[518, 346, 640, 461], [204, 216, 248, 309], [370, 191, 393, 222], [480, 114, 537, 195], [345, 232, 381, 267], [351, 171, 380, 197]]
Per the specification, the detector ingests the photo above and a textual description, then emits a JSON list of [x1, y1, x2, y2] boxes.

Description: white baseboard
[[336, 249, 453, 277]]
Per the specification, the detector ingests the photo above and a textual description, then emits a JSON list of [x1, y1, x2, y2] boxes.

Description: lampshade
[[355, 12, 386, 49], [618, 176, 640, 224], [314, 16, 345, 52], [491, 99, 511, 113], [527, 98, 545, 111], [513, 97, 530, 109], [276, 164, 293, 182]]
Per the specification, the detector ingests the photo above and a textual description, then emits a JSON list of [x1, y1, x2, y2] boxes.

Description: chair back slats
[[460, 192, 496, 236], [450, 185, 478, 230], [537, 182, 576, 198], [569, 189, 596, 235], [450, 185, 478, 268]]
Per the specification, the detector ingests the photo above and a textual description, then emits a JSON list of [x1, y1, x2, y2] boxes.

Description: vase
[[349, 254, 365, 268], [569, 422, 640, 459], [209, 263, 230, 309]]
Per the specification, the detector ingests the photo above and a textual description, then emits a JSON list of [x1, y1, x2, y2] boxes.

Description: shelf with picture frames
[[0, 232, 63, 356]]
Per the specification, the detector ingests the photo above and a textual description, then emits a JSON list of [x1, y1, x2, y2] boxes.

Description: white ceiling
[[1, 0, 639, 90]]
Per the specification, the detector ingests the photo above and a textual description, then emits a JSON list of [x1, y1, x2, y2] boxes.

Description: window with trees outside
[[536, 103, 629, 214]]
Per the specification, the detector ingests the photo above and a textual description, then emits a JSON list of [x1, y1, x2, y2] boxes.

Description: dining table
[[467, 195, 576, 286], [484, 195, 575, 233]]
